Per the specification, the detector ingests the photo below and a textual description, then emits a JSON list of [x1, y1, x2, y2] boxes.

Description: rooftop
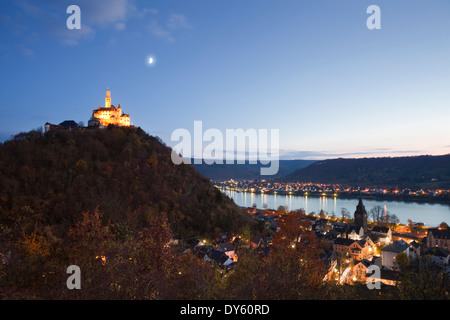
[[333, 238, 355, 246], [382, 240, 410, 253], [428, 228, 450, 239], [372, 226, 390, 234]]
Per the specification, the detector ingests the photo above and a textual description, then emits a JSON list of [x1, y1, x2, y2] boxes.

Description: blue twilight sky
[[1, 0, 450, 160]]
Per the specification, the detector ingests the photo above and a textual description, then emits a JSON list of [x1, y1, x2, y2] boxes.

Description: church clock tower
[[354, 198, 368, 234]]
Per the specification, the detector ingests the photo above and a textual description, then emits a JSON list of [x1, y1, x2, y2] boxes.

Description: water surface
[[222, 189, 450, 227]]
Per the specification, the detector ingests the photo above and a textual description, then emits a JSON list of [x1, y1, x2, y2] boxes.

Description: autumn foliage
[[2, 127, 444, 300], [0, 127, 258, 299]]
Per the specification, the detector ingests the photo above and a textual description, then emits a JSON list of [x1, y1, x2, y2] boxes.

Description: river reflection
[[223, 189, 450, 227]]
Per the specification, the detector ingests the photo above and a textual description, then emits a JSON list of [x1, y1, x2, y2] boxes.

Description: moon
[[146, 55, 156, 67]]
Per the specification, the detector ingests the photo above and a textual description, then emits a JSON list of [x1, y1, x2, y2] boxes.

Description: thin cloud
[[115, 22, 126, 31], [6, 1, 191, 48], [56, 25, 96, 46], [278, 149, 423, 160], [147, 13, 191, 43], [16, 43, 34, 56], [8, 0, 135, 47], [167, 13, 191, 30], [147, 20, 174, 43], [143, 8, 158, 16]]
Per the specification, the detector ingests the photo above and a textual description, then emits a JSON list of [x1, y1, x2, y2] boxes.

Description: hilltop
[[0, 126, 264, 299], [282, 155, 450, 189], [0, 126, 257, 238]]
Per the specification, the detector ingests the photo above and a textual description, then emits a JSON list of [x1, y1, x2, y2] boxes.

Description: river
[[222, 189, 450, 227]]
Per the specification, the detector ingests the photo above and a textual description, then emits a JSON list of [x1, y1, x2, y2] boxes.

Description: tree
[[277, 205, 287, 214], [379, 210, 395, 228], [266, 209, 327, 299], [131, 214, 180, 299], [67, 209, 113, 260], [370, 205, 384, 224], [389, 214, 400, 230], [240, 224, 251, 242], [333, 251, 351, 281], [319, 209, 326, 220], [407, 219, 414, 233], [438, 222, 449, 230], [397, 257, 450, 299], [63, 211, 183, 299], [396, 252, 409, 270], [64, 209, 117, 299], [218, 249, 269, 299], [340, 208, 351, 222], [169, 252, 216, 299]]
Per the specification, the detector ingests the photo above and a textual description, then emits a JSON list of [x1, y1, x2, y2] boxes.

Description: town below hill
[[240, 201, 450, 289], [0, 127, 448, 299]]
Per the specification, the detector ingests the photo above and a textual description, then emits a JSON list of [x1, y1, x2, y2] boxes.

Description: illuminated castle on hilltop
[[88, 90, 131, 128], [45, 90, 132, 132]]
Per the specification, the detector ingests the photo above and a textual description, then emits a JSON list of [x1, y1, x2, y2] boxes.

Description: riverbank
[[222, 188, 450, 227], [219, 188, 450, 206], [239, 205, 430, 245]]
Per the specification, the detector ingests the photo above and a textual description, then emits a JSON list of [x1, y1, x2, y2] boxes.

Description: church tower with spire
[[354, 198, 368, 234]]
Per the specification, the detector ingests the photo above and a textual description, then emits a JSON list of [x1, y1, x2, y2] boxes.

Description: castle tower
[[105, 90, 111, 109], [354, 198, 368, 234]]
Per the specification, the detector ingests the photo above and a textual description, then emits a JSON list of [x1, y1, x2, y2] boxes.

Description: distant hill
[[192, 160, 315, 180], [0, 126, 257, 238], [282, 155, 450, 188], [192, 159, 317, 180]]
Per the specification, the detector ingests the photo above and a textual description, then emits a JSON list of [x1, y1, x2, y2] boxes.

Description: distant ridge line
[[281, 154, 450, 189]]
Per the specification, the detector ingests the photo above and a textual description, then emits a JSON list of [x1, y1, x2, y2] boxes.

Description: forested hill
[[0, 126, 257, 238], [282, 155, 450, 188]]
